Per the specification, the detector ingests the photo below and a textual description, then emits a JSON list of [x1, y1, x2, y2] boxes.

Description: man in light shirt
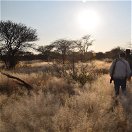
[[109, 52, 131, 97]]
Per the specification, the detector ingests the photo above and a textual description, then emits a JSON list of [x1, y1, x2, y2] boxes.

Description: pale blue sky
[[1, 0, 131, 52]]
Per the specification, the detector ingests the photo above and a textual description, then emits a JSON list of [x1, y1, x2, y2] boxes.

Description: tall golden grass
[[0, 60, 132, 132]]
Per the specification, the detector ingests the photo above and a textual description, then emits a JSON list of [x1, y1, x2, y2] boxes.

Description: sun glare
[[77, 9, 101, 32]]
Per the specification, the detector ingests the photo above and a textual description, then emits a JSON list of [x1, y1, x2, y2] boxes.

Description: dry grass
[[53, 76, 132, 132], [0, 60, 132, 132]]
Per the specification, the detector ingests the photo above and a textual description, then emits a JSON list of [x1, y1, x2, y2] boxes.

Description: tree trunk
[[72, 52, 75, 77], [5, 55, 18, 69], [62, 53, 66, 64]]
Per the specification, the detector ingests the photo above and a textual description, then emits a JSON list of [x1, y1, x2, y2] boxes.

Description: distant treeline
[[0, 46, 123, 62], [0, 20, 127, 69]]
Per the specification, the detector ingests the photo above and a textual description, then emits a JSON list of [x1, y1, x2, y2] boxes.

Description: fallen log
[[0, 72, 33, 91]]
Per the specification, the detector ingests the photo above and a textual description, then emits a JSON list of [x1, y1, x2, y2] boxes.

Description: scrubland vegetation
[[0, 20, 131, 132], [0, 60, 132, 132]]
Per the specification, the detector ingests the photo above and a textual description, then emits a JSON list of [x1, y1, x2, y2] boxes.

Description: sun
[[77, 9, 101, 32]]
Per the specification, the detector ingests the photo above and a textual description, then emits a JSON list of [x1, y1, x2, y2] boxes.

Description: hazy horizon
[[1, 0, 131, 52]]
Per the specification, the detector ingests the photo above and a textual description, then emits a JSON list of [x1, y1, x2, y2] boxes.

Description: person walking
[[109, 52, 131, 97], [125, 49, 132, 78]]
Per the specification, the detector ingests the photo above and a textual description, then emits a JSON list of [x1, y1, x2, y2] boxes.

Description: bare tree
[[81, 35, 94, 54], [0, 20, 38, 68], [75, 35, 94, 61]]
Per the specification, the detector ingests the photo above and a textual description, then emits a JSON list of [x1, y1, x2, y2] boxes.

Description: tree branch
[[0, 72, 33, 91]]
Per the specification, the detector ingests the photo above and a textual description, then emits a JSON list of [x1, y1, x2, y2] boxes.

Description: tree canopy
[[0, 20, 38, 68]]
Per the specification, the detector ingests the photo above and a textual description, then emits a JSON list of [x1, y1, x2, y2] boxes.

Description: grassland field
[[0, 60, 132, 132]]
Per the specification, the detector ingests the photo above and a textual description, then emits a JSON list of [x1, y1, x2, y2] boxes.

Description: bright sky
[[1, 0, 131, 52]]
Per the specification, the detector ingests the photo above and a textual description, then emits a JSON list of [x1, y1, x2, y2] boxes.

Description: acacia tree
[[0, 20, 38, 68], [37, 45, 55, 61], [37, 45, 54, 55], [51, 39, 73, 64], [110, 47, 124, 59]]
